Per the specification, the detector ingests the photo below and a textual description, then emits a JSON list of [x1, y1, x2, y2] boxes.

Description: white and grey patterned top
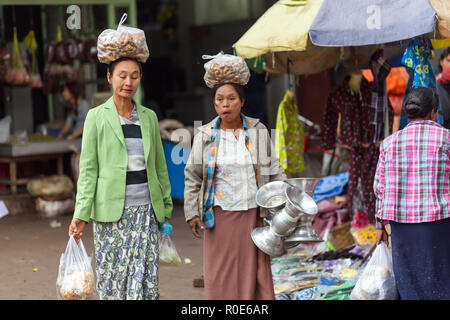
[[119, 106, 151, 208]]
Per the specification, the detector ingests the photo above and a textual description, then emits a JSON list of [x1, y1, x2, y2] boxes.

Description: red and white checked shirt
[[374, 120, 450, 224]]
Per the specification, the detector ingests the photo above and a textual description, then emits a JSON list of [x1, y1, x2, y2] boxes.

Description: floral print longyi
[[93, 204, 159, 300]]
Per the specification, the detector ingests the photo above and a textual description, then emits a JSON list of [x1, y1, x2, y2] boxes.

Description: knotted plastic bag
[[349, 242, 398, 300], [97, 13, 149, 64], [56, 236, 96, 300], [159, 235, 181, 266], [202, 51, 250, 88]]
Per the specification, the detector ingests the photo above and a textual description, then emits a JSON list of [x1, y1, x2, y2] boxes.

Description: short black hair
[[403, 87, 439, 119], [107, 57, 143, 77], [211, 83, 246, 104]]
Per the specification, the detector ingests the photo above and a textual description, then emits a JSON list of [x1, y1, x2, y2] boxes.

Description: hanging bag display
[[6, 27, 30, 86], [23, 30, 43, 88]]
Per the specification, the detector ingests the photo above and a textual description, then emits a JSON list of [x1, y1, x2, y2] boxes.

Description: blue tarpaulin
[[313, 172, 349, 203], [309, 0, 436, 47], [163, 141, 189, 199]]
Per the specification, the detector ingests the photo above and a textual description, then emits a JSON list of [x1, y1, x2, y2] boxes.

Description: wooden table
[[0, 139, 81, 194]]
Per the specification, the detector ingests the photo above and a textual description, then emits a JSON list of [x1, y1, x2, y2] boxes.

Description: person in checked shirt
[[374, 87, 450, 300]]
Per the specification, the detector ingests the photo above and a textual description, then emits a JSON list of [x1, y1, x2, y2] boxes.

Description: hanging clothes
[[348, 144, 380, 220], [321, 76, 374, 150], [321, 76, 393, 221], [369, 49, 392, 143], [400, 36, 444, 129], [275, 91, 305, 173]]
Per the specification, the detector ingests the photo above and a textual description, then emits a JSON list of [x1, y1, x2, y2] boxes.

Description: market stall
[[0, 1, 138, 195], [233, 0, 450, 300], [0, 138, 81, 194]]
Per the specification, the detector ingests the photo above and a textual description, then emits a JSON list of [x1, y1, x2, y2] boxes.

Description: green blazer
[[73, 96, 173, 223]]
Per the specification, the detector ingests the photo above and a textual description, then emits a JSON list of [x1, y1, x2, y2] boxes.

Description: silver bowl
[[285, 186, 319, 216], [284, 185, 322, 243], [284, 240, 301, 249], [250, 226, 286, 257], [283, 178, 322, 197], [284, 224, 323, 243], [255, 181, 288, 215]]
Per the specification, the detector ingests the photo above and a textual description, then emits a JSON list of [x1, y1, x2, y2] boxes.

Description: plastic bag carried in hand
[[97, 13, 149, 64], [202, 51, 250, 88], [159, 235, 181, 266], [56, 236, 96, 300], [349, 242, 398, 300]]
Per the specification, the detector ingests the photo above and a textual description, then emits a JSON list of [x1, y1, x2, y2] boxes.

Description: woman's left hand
[[67, 134, 75, 140]]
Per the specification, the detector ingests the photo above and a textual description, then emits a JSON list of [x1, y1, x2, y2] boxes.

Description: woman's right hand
[[187, 216, 205, 239], [376, 227, 389, 247], [68, 218, 86, 241]]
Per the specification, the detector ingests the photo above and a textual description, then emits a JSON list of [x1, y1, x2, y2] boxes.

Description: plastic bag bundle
[[56, 236, 96, 300], [6, 27, 30, 86], [349, 242, 398, 300], [159, 235, 181, 266], [27, 174, 74, 198], [97, 13, 149, 64], [202, 51, 250, 88]]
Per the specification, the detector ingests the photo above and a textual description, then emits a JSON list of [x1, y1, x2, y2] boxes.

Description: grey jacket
[[184, 115, 287, 223]]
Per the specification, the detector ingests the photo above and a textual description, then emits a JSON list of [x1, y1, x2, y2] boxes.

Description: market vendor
[[57, 81, 90, 140], [184, 52, 287, 300], [374, 87, 450, 300]]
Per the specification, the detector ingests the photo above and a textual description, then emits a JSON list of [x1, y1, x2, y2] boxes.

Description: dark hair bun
[[403, 87, 437, 119]]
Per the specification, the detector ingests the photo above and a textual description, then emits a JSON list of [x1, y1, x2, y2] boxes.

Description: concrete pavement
[[0, 204, 206, 300]]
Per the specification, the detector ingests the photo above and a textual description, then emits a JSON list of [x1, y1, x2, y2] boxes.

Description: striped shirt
[[374, 120, 450, 224], [119, 107, 151, 208]]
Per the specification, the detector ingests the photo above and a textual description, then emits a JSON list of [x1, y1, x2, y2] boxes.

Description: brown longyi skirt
[[203, 206, 275, 300]]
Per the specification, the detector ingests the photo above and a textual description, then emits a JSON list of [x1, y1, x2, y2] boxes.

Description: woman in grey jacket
[[184, 82, 286, 300]]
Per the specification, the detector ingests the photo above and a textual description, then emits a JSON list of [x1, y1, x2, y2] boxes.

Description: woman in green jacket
[[68, 57, 173, 300]]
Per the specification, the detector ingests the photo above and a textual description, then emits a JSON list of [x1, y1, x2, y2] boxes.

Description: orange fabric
[[362, 67, 409, 115], [362, 69, 374, 82]]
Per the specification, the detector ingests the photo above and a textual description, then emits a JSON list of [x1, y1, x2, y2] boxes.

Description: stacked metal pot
[[251, 178, 323, 257]]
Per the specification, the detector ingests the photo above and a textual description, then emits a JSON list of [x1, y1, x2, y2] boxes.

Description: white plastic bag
[[202, 51, 250, 88], [159, 235, 181, 266], [56, 236, 96, 300], [349, 242, 398, 300], [97, 13, 149, 64]]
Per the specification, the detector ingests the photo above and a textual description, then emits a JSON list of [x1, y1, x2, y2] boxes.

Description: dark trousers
[[390, 218, 450, 300]]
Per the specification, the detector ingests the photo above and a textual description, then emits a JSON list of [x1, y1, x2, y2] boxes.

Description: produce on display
[[5, 27, 30, 86], [23, 30, 43, 88]]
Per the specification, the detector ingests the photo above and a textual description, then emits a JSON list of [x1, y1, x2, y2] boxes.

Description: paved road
[[0, 205, 205, 300]]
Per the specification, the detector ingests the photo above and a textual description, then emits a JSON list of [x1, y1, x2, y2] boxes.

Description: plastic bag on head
[[202, 51, 250, 88], [56, 236, 96, 300], [97, 13, 149, 64]]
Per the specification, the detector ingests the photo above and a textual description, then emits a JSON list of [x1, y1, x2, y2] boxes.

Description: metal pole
[[41, 5, 54, 122]]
